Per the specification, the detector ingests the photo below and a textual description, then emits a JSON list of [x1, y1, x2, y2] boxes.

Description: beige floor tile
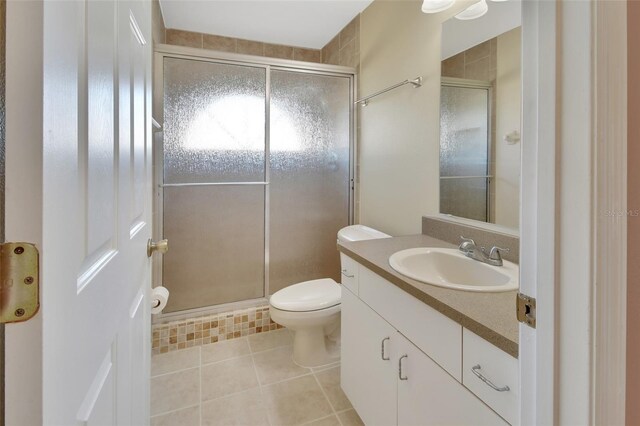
[[201, 338, 250, 365], [248, 328, 292, 353], [314, 367, 352, 412], [152, 347, 200, 377], [151, 367, 200, 416], [253, 346, 310, 385], [150, 405, 200, 426], [201, 355, 259, 402], [311, 361, 341, 373], [337, 409, 364, 426], [304, 415, 341, 426], [201, 387, 270, 426], [262, 375, 333, 425]]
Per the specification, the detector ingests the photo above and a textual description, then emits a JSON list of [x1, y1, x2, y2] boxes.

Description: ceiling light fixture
[[421, 0, 456, 14], [454, 0, 489, 20]]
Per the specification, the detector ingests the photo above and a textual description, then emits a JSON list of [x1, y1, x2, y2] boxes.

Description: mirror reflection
[[439, 2, 522, 231]]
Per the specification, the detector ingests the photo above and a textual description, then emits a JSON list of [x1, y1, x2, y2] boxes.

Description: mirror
[[439, 1, 522, 232]]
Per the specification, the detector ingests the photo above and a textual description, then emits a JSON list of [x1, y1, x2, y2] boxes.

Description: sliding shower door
[[439, 84, 491, 222], [159, 54, 353, 314], [269, 70, 351, 293], [162, 58, 267, 312]]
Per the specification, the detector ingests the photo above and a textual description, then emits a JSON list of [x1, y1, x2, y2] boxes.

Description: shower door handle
[[147, 239, 169, 257]]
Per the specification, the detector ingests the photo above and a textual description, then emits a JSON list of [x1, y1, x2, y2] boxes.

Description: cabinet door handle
[[341, 269, 355, 278], [381, 337, 390, 360], [398, 355, 408, 380], [471, 365, 510, 392]]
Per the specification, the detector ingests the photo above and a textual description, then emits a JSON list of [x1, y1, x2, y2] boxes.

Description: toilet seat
[[269, 278, 341, 312]]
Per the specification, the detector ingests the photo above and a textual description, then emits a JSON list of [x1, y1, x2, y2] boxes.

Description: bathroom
[[149, 0, 519, 423], [1, 0, 635, 425]]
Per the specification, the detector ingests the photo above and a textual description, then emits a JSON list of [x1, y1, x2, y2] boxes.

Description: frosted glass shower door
[[440, 85, 490, 222], [162, 58, 266, 312], [269, 70, 351, 293]]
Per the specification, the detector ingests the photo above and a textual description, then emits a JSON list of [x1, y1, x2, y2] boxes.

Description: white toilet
[[269, 225, 391, 367]]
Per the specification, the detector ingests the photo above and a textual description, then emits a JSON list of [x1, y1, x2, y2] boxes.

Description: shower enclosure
[[154, 48, 354, 315], [439, 79, 493, 223]]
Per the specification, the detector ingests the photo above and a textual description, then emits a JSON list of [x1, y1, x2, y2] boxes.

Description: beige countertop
[[338, 234, 519, 358]]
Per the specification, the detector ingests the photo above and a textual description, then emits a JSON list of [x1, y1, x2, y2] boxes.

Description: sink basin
[[388, 247, 518, 292]]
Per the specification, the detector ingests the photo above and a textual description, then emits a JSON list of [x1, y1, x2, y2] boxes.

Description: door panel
[[439, 85, 490, 222], [397, 334, 508, 426], [162, 185, 266, 311], [269, 70, 351, 293], [341, 287, 398, 426], [163, 58, 266, 184], [5, 0, 153, 423]]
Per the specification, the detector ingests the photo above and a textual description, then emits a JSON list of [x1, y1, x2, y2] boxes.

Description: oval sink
[[388, 247, 518, 292]]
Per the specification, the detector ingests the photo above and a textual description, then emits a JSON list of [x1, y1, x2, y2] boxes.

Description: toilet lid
[[270, 278, 341, 312]]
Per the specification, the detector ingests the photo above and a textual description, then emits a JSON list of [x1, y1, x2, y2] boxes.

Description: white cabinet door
[[397, 334, 509, 426], [341, 287, 398, 426]]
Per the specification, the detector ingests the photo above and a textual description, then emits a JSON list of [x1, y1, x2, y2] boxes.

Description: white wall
[[494, 27, 521, 229], [358, 0, 470, 236]]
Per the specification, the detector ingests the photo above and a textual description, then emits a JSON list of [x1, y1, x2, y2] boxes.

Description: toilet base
[[292, 326, 340, 368], [269, 305, 341, 368]]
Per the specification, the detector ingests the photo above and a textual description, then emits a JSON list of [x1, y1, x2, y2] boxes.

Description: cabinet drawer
[[340, 254, 359, 294], [463, 329, 519, 425], [359, 266, 462, 381]]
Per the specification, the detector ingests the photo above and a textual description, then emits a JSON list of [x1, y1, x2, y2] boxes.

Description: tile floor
[[151, 328, 364, 426]]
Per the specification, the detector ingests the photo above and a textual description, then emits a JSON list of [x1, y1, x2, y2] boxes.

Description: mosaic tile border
[[152, 305, 283, 355]]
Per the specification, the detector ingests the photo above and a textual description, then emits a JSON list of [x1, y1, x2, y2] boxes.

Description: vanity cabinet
[[340, 256, 518, 426]]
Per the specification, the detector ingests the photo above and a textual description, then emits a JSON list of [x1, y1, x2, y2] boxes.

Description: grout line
[[259, 371, 314, 389], [200, 385, 262, 406], [201, 352, 253, 369], [311, 370, 340, 425], [249, 342, 294, 356], [301, 413, 337, 425], [150, 403, 200, 420], [150, 365, 199, 380], [249, 348, 273, 426], [198, 346, 202, 426]]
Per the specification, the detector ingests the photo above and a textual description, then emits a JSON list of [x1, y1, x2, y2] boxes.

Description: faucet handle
[[488, 246, 510, 261], [459, 236, 476, 251], [459, 236, 476, 245]]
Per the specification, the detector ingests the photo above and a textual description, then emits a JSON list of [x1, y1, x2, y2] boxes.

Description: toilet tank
[[338, 225, 390, 294], [337, 224, 391, 243]]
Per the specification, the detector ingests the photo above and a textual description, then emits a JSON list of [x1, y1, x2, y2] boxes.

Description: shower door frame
[[152, 44, 356, 321], [439, 77, 494, 223]]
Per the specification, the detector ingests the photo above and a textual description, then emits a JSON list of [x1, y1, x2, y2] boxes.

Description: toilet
[[269, 225, 391, 367]]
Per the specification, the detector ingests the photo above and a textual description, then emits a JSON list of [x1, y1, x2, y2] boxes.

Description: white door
[[5, 1, 153, 425], [341, 288, 398, 426], [397, 334, 507, 426]]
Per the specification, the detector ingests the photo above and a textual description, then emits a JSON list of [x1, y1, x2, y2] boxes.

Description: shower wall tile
[[293, 47, 321, 63], [321, 15, 360, 70], [202, 34, 237, 52], [152, 305, 283, 355], [165, 29, 202, 48], [236, 39, 265, 56], [321, 35, 340, 65], [264, 43, 294, 60], [165, 28, 322, 63]]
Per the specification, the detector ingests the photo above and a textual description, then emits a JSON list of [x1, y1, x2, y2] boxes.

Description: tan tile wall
[[441, 37, 497, 81], [152, 305, 283, 355], [164, 29, 322, 63], [151, 0, 166, 45], [321, 16, 360, 69]]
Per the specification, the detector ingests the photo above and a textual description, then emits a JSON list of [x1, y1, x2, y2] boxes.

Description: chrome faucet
[[458, 236, 510, 267]]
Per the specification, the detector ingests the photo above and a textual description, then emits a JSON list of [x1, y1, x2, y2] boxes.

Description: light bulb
[[455, 0, 489, 20], [421, 0, 456, 13]]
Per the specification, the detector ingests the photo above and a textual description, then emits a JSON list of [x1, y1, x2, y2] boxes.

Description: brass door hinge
[[516, 292, 536, 329], [0, 243, 39, 323]]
